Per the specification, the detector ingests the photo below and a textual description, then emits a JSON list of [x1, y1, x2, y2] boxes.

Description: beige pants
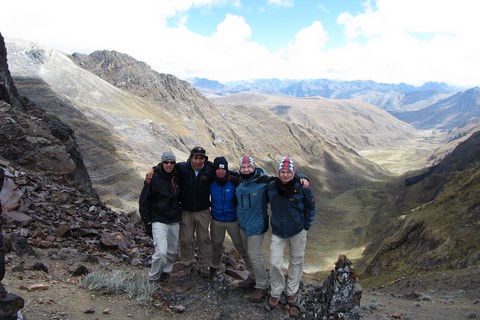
[[240, 230, 269, 290], [210, 219, 251, 270], [179, 209, 212, 268], [269, 229, 307, 298]]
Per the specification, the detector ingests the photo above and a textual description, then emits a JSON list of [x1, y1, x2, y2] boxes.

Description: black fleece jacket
[[139, 165, 182, 224]]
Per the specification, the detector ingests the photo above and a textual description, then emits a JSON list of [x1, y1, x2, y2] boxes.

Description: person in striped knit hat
[[266, 156, 316, 309], [236, 155, 310, 304]]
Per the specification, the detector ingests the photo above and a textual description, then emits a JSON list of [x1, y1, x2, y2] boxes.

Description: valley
[[2, 34, 480, 319]]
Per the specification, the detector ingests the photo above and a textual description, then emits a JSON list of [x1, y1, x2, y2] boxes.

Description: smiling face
[[216, 168, 227, 178], [278, 169, 294, 184], [162, 160, 175, 173], [240, 164, 255, 175], [191, 155, 206, 170]]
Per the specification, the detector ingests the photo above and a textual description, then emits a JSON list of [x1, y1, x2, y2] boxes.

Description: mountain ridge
[[2, 35, 480, 315], [5, 38, 391, 222], [190, 77, 460, 111], [391, 87, 480, 130]]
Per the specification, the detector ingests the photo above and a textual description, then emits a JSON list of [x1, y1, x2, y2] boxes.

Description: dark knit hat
[[278, 156, 295, 173], [213, 156, 228, 170], [239, 155, 255, 168], [190, 146, 207, 157], [161, 151, 176, 162]]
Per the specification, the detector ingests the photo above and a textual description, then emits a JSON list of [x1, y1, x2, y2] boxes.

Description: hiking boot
[[287, 295, 296, 306], [159, 272, 170, 282], [209, 267, 217, 278], [238, 277, 256, 288], [268, 296, 279, 308], [199, 266, 210, 278], [175, 263, 194, 276], [247, 288, 267, 303]]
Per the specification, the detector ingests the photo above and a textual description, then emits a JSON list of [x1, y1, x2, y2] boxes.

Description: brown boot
[[238, 277, 255, 288], [247, 289, 267, 303]]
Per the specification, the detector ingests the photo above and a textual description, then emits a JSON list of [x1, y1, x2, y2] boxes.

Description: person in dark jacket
[[236, 155, 310, 303], [266, 156, 316, 309], [139, 151, 182, 283], [209, 156, 251, 277], [175, 146, 215, 277]]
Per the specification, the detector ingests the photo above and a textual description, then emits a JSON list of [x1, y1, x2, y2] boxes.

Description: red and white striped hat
[[278, 156, 295, 173], [239, 155, 255, 168]]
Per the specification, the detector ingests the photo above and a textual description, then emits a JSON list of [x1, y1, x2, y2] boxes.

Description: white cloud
[[267, 0, 294, 7], [1, 0, 479, 87], [332, 0, 480, 86]]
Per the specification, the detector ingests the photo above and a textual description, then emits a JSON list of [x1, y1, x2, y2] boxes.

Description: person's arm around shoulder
[[302, 187, 316, 231], [144, 166, 157, 183], [295, 171, 310, 188]]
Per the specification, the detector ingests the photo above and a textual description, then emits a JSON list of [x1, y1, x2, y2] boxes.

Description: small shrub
[[79, 270, 156, 305]]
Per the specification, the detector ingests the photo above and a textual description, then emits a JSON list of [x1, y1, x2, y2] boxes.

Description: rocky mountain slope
[[210, 92, 417, 151], [2, 33, 480, 319], [5, 38, 390, 217], [391, 87, 480, 130], [0, 35, 94, 198], [360, 130, 480, 279]]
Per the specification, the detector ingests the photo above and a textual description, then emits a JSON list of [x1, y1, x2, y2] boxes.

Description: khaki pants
[[269, 229, 307, 298], [240, 229, 269, 290], [210, 219, 251, 270], [179, 209, 212, 268]]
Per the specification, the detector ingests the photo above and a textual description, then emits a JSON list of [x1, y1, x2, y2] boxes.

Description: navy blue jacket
[[267, 177, 316, 238]]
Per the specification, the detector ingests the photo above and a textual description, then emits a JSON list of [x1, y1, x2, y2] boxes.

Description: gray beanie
[[161, 151, 176, 163]]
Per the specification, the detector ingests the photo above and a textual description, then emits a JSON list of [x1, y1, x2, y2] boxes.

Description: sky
[[1, 0, 479, 88]]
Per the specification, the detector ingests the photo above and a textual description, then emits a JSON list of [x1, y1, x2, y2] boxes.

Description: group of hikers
[[139, 146, 316, 308]]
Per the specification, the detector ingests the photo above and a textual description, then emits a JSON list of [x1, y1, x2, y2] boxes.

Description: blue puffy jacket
[[210, 175, 239, 222]]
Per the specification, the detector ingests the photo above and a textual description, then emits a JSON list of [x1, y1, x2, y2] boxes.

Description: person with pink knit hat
[[266, 156, 316, 309], [236, 154, 310, 304]]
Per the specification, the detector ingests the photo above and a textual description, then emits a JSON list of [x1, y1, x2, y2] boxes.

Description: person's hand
[[300, 178, 309, 188], [145, 168, 154, 183], [144, 223, 153, 237]]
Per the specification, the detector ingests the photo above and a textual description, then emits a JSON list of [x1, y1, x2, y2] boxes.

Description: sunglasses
[[163, 161, 175, 165]]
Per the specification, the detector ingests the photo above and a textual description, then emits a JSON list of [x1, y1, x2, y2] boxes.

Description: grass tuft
[[79, 270, 157, 305]]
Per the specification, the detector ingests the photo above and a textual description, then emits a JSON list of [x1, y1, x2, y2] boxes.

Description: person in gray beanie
[[139, 150, 181, 283], [161, 151, 176, 163], [145, 146, 215, 278]]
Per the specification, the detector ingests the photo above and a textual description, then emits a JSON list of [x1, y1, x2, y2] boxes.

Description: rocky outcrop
[[71, 50, 208, 108], [0, 34, 24, 110], [0, 159, 147, 263], [0, 33, 96, 197]]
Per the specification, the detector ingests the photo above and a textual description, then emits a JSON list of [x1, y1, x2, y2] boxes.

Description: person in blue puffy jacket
[[209, 156, 251, 278]]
